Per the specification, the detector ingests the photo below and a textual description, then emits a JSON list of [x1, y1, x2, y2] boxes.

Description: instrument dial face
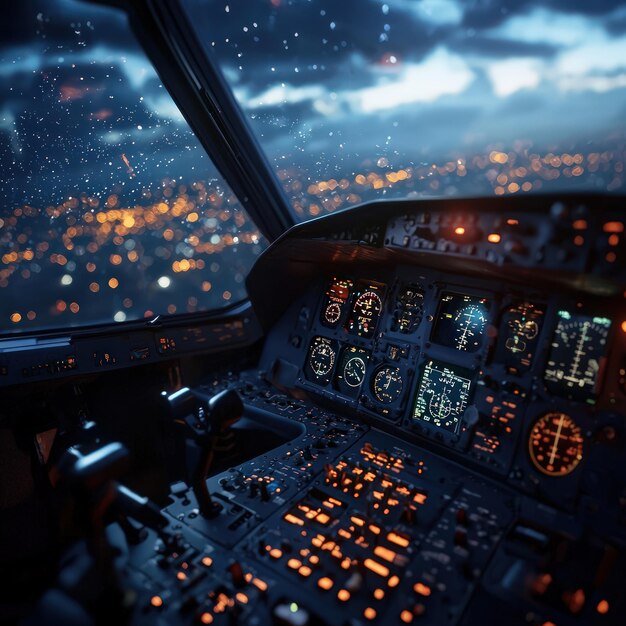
[[304, 336, 337, 385], [320, 278, 353, 328], [393, 284, 425, 334], [433, 293, 490, 352], [544, 312, 611, 401], [346, 284, 385, 338], [334, 346, 370, 396], [496, 301, 545, 374], [372, 366, 404, 404], [344, 357, 366, 387], [528, 412, 584, 477], [324, 302, 342, 325]]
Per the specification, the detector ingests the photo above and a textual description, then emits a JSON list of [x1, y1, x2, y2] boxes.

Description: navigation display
[[432, 293, 490, 352], [495, 301, 545, 374], [413, 359, 473, 433], [544, 311, 611, 402]]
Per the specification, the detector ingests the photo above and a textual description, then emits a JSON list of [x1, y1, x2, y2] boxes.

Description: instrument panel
[[284, 266, 623, 509]]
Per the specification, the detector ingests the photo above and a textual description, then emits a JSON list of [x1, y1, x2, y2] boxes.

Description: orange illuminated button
[[150, 595, 163, 608], [200, 613, 213, 624], [318, 577, 334, 591], [400, 609, 414, 623], [414, 582, 432, 597], [337, 589, 350, 601], [388, 532, 410, 548], [364, 607, 377, 620], [374, 545, 397, 563], [364, 558, 390, 577]]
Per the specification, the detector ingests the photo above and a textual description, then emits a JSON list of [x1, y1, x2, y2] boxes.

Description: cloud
[[382, 0, 464, 26], [346, 47, 474, 112], [487, 58, 543, 97], [489, 8, 604, 46]]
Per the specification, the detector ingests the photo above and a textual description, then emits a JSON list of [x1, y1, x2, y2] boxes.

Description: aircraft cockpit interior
[[1, 1, 626, 625]]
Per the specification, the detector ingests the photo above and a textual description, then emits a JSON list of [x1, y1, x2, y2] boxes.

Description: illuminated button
[[364, 607, 377, 620], [364, 558, 389, 577], [318, 577, 334, 591], [373, 588, 385, 600], [287, 558, 302, 570], [400, 610, 413, 623], [269, 548, 283, 559], [298, 565, 312, 577], [374, 546, 396, 563], [414, 582, 431, 597], [388, 575, 400, 588], [388, 532, 410, 548], [150, 595, 163, 608], [252, 578, 268, 592], [201, 556, 213, 567], [199, 613, 213, 624], [597, 599, 610, 614], [337, 589, 350, 602]]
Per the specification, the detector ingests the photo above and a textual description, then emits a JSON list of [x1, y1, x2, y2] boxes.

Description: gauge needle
[[549, 414, 564, 466]]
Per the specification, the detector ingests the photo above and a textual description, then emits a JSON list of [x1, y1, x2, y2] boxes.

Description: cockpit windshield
[[0, 0, 266, 335], [182, 0, 626, 222]]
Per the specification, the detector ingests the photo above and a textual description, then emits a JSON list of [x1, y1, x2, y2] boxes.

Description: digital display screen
[[320, 278, 353, 328], [544, 311, 611, 401], [413, 359, 473, 433], [334, 345, 370, 397], [432, 293, 490, 352], [391, 283, 425, 334], [495, 301, 545, 374], [304, 336, 338, 385], [345, 282, 385, 338]]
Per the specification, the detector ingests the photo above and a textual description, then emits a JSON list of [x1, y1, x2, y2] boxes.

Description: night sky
[[185, 0, 626, 179], [1, 0, 625, 332]]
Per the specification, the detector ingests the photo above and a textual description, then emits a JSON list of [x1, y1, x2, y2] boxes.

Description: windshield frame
[[103, 0, 296, 242]]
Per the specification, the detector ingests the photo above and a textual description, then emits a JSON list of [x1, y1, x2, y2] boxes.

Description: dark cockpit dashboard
[[4, 192, 625, 625]]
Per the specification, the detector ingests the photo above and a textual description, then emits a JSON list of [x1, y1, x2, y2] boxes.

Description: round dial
[[324, 301, 342, 325], [372, 366, 403, 404], [343, 356, 366, 388], [528, 412, 584, 477], [309, 341, 336, 377], [453, 304, 488, 351], [351, 290, 383, 335]]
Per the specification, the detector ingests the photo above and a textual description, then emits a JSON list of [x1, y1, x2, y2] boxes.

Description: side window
[[0, 0, 266, 333]]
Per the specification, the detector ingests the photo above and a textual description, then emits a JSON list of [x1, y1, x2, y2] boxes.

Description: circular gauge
[[324, 301, 342, 325], [351, 290, 383, 336], [528, 412, 584, 477], [372, 366, 403, 404], [343, 356, 366, 388], [394, 284, 425, 334], [453, 304, 488, 351], [309, 341, 336, 377]]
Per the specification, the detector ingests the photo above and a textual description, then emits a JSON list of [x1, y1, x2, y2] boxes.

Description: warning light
[[487, 233, 501, 243], [454, 227, 465, 235]]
